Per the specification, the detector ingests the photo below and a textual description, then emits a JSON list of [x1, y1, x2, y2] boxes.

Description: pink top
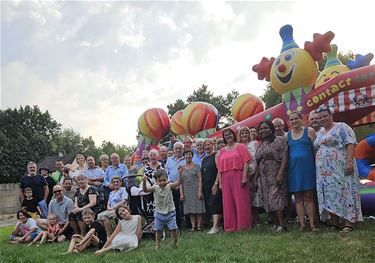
[[216, 143, 251, 173], [48, 224, 60, 235]]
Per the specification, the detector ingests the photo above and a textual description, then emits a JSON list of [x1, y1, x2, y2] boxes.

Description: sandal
[[197, 227, 203, 232], [299, 225, 306, 231], [190, 227, 197, 232], [340, 226, 353, 233], [310, 227, 319, 232]]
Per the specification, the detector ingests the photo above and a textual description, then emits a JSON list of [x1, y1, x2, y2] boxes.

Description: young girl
[[28, 214, 61, 246], [61, 209, 107, 254], [95, 205, 141, 254], [142, 169, 182, 250], [10, 209, 40, 244]]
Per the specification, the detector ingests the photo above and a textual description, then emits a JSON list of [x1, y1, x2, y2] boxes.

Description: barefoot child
[[142, 168, 182, 250], [28, 214, 60, 246], [10, 209, 41, 244], [61, 208, 107, 254], [22, 187, 41, 220], [95, 205, 142, 255]]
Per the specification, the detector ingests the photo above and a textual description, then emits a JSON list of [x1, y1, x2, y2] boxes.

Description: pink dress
[[216, 143, 252, 232]]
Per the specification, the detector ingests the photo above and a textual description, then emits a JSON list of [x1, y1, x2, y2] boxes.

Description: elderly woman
[[314, 106, 363, 232], [201, 139, 222, 234], [69, 174, 98, 235], [287, 111, 318, 231], [254, 121, 288, 232], [97, 176, 128, 236], [144, 149, 164, 180], [180, 149, 205, 231], [216, 128, 252, 232], [238, 126, 262, 226], [100, 154, 110, 172]]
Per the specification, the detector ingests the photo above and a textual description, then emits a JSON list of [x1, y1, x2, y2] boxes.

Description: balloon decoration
[[355, 133, 375, 181], [181, 102, 219, 136], [138, 108, 170, 140], [170, 110, 186, 135], [231, 93, 264, 122]]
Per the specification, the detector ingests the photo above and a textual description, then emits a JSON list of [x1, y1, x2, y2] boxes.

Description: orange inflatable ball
[[231, 93, 264, 122], [181, 102, 219, 135], [170, 110, 186, 135], [138, 108, 170, 140]]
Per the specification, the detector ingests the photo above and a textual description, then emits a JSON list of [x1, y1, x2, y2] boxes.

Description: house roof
[[36, 153, 77, 173]]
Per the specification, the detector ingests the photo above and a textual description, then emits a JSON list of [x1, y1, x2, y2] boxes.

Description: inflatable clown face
[[271, 48, 318, 94]]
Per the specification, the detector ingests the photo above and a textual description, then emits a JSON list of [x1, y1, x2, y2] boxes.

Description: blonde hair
[[237, 126, 251, 143]]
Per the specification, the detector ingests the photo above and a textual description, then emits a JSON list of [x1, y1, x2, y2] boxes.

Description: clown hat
[[279, 24, 299, 53], [324, 44, 342, 68]]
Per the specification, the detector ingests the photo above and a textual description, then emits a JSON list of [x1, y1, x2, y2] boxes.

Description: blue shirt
[[104, 164, 128, 187], [84, 167, 104, 183], [165, 156, 186, 182], [192, 151, 206, 166], [108, 187, 128, 209]]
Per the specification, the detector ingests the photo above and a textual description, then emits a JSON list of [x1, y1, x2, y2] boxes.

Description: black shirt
[[20, 175, 47, 202], [43, 176, 56, 204], [85, 221, 107, 248], [22, 198, 39, 213]]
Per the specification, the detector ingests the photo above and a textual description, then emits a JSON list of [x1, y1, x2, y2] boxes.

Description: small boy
[[22, 187, 41, 220], [61, 208, 107, 254], [142, 168, 182, 250]]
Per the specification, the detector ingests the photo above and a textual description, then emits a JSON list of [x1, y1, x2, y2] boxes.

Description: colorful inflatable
[[181, 102, 219, 136], [170, 110, 186, 135], [137, 108, 170, 140], [360, 181, 375, 216], [231, 93, 264, 122], [355, 133, 375, 180]]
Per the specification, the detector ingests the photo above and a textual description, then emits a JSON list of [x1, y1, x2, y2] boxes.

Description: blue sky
[[1, 1, 374, 145]]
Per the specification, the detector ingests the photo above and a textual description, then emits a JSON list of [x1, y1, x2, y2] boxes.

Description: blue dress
[[287, 128, 316, 193]]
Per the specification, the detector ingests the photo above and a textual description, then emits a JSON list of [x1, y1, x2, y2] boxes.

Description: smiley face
[[270, 48, 318, 94], [315, 64, 349, 88]]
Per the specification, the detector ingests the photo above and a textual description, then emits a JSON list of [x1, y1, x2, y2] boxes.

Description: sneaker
[[271, 224, 278, 231], [275, 226, 286, 233], [207, 227, 219, 234]]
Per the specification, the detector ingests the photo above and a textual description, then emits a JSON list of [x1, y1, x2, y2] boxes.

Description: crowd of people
[[10, 106, 364, 253]]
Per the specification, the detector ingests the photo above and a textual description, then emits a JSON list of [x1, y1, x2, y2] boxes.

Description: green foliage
[[0, 106, 61, 183], [260, 83, 282, 109], [167, 85, 239, 129]]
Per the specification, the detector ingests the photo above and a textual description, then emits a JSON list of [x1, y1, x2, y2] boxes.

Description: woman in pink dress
[[216, 128, 252, 232]]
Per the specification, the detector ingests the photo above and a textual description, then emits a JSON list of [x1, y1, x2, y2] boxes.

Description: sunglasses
[[316, 104, 329, 113], [53, 190, 62, 194]]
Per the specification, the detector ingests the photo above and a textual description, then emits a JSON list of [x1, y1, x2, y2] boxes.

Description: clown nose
[[278, 64, 286, 72]]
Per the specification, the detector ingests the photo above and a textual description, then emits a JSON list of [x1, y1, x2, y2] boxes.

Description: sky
[[2, 1, 374, 146]]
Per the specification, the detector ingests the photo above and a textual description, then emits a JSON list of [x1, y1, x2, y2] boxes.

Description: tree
[[0, 105, 61, 183], [167, 99, 187, 117]]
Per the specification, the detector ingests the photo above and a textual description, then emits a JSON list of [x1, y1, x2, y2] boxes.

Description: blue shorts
[[10, 232, 38, 241], [153, 211, 178, 231]]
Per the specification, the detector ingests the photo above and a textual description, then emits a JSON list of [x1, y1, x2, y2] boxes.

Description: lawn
[[0, 220, 374, 263]]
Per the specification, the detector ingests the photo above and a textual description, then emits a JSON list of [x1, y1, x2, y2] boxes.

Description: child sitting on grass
[[10, 209, 41, 244], [95, 205, 142, 255], [22, 187, 41, 220], [61, 208, 107, 254], [28, 213, 60, 246], [142, 168, 182, 250]]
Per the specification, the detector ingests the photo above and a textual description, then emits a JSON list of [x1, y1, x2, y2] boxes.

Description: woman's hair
[[75, 153, 86, 162], [47, 213, 58, 222], [183, 149, 194, 157], [216, 138, 225, 145], [111, 176, 122, 183], [99, 154, 109, 162], [203, 138, 214, 146], [82, 208, 95, 218], [237, 126, 251, 143], [154, 169, 167, 181], [222, 128, 237, 144], [16, 209, 31, 219], [115, 204, 130, 219], [258, 121, 276, 141], [149, 149, 159, 156], [288, 111, 303, 119]]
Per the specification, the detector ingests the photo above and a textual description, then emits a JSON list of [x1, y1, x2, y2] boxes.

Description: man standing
[[20, 162, 49, 218], [39, 185, 74, 241], [308, 110, 321, 132], [165, 142, 186, 228], [62, 177, 76, 201], [39, 165, 56, 205], [158, 145, 169, 165], [84, 156, 105, 212], [51, 159, 64, 184], [272, 118, 286, 137], [192, 138, 206, 166]]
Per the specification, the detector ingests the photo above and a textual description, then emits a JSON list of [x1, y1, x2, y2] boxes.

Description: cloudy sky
[[2, 1, 374, 146]]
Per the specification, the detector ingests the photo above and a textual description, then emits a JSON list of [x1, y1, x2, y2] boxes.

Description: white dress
[[109, 215, 140, 251]]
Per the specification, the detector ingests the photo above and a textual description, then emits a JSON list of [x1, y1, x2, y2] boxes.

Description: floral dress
[[314, 122, 363, 223]]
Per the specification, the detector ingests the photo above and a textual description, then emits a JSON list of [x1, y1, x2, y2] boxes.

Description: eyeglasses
[[53, 190, 62, 193]]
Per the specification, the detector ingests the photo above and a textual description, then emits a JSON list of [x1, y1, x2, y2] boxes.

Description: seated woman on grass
[[10, 209, 41, 244], [95, 205, 142, 254], [62, 208, 107, 254], [28, 213, 60, 246]]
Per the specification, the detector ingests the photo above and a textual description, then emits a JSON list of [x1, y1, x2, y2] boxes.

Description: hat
[[39, 165, 50, 173], [279, 24, 299, 53], [324, 44, 342, 68]]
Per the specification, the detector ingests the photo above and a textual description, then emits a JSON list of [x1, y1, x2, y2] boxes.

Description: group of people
[[10, 106, 363, 254]]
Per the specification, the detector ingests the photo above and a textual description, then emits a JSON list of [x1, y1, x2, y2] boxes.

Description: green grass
[[1, 220, 375, 263]]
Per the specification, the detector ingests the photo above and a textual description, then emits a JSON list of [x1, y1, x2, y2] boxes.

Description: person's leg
[[304, 191, 318, 230], [221, 172, 237, 232], [155, 231, 162, 250], [231, 171, 251, 230], [190, 214, 197, 230], [197, 214, 203, 230], [77, 220, 86, 236], [252, 207, 259, 226], [275, 210, 285, 229], [57, 234, 66, 243], [38, 200, 48, 219], [38, 232, 48, 246], [69, 218, 80, 235], [103, 219, 113, 237], [170, 229, 178, 247], [172, 189, 182, 228], [28, 231, 43, 246], [212, 214, 221, 229], [61, 236, 82, 254], [329, 213, 340, 228], [294, 192, 305, 230]]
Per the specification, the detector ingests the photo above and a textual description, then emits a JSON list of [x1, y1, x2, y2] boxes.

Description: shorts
[[97, 210, 117, 220], [10, 232, 39, 241], [153, 211, 177, 232], [61, 225, 73, 240]]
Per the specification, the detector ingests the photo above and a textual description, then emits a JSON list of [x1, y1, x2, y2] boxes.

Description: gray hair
[[173, 141, 184, 149], [100, 154, 109, 161]]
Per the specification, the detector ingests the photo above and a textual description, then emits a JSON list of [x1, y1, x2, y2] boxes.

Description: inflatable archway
[[355, 133, 375, 180]]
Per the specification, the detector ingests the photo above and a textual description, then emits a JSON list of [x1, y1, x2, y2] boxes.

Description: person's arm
[[43, 185, 49, 202], [142, 176, 155, 193], [12, 224, 20, 236], [19, 226, 38, 242], [136, 215, 142, 241], [242, 162, 249, 185], [253, 165, 260, 191], [276, 155, 287, 185], [170, 166, 183, 189], [19, 188, 25, 204], [76, 227, 96, 248], [345, 144, 356, 175], [80, 194, 97, 211], [308, 127, 317, 143], [37, 205, 42, 216], [197, 169, 203, 199]]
